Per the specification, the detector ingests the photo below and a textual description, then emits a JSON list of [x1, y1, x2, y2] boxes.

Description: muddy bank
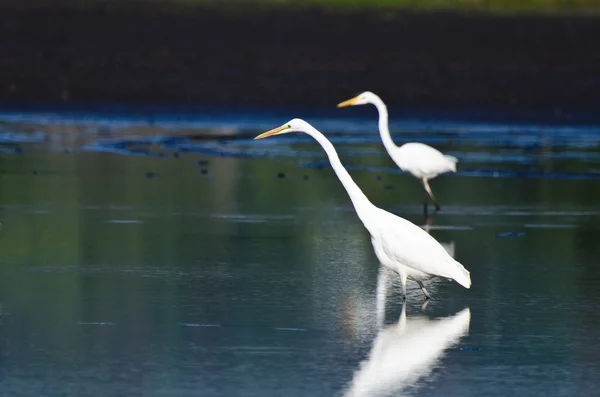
[[1, 3, 600, 111]]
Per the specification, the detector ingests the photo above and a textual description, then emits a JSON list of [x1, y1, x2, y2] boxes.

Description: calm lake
[[1, 108, 600, 396]]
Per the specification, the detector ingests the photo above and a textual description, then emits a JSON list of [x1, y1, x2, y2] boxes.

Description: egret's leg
[[422, 178, 441, 212], [400, 272, 408, 301], [423, 189, 429, 216], [417, 281, 431, 300], [421, 299, 430, 311]]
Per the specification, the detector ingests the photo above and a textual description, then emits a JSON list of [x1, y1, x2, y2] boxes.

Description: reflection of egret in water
[[345, 306, 471, 397]]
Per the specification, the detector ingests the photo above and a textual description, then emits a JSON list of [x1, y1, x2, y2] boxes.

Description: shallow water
[[1, 110, 600, 396]]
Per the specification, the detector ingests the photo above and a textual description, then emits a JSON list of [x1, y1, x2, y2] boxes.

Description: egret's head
[[254, 118, 310, 140], [337, 91, 379, 107]]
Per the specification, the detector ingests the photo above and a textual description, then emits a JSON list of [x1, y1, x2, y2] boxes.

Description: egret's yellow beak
[[337, 96, 360, 108], [254, 124, 290, 140]]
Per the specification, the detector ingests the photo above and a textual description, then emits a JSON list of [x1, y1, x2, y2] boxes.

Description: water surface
[[1, 110, 600, 396]]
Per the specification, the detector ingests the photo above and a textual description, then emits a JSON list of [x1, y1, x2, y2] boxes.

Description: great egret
[[255, 119, 471, 300], [337, 92, 458, 213]]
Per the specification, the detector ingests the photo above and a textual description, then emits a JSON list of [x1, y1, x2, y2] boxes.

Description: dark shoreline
[[1, 3, 600, 112]]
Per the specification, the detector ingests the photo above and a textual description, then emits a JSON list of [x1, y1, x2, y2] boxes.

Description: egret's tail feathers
[[452, 260, 471, 289], [444, 155, 458, 172]]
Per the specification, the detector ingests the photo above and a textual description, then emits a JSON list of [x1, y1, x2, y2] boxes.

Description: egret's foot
[[434, 203, 441, 212]]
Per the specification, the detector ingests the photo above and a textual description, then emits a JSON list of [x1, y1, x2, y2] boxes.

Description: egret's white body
[[338, 92, 458, 211], [255, 119, 471, 299], [393, 142, 457, 180]]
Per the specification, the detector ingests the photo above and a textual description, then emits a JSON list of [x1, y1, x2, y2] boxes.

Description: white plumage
[[255, 119, 471, 300], [338, 91, 458, 212], [394, 142, 458, 178], [371, 211, 470, 292]]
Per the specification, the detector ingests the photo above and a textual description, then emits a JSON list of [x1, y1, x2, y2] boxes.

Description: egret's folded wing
[[376, 211, 461, 279]]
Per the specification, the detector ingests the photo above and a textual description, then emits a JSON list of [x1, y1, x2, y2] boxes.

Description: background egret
[[338, 91, 458, 213], [255, 119, 471, 300]]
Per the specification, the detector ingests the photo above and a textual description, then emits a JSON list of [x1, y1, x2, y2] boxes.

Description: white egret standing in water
[[344, 305, 471, 397], [338, 92, 458, 213], [255, 119, 471, 300]]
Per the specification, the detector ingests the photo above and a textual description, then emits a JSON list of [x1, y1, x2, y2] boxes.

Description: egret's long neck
[[305, 126, 375, 220], [372, 97, 396, 154]]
